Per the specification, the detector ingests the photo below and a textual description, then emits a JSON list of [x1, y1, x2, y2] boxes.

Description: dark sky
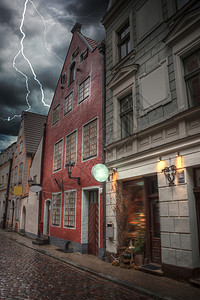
[[0, 0, 109, 152]]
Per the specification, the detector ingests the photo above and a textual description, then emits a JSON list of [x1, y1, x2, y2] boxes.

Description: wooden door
[[88, 191, 99, 256], [150, 198, 161, 264]]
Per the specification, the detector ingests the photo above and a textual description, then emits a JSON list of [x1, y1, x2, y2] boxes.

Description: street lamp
[[65, 161, 80, 185]]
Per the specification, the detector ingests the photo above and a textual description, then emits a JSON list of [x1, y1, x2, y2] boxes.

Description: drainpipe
[[3, 158, 13, 229], [98, 41, 106, 260], [38, 123, 46, 237]]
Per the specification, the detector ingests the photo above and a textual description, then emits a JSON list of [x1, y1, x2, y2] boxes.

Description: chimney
[[71, 23, 82, 34]]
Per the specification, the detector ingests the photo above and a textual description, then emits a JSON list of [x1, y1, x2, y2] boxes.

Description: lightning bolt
[[1, 0, 64, 122]]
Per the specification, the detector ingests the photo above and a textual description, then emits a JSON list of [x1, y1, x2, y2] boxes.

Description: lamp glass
[[92, 164, 109, 182]]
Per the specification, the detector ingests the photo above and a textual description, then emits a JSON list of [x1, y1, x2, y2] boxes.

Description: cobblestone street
[[0, 236, 152, 300]]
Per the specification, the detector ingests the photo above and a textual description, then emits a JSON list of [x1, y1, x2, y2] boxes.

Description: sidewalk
[[1, 229, 200, 300]]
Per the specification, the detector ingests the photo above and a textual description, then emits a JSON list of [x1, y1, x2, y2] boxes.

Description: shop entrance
[[193, 168, 200, 253]]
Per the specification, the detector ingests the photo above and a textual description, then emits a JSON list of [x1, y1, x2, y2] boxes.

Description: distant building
[[102, 0, 200, 279], [41, 23, 105, 258], [0, 142, 16, 228], [8, 111, 46, 236]]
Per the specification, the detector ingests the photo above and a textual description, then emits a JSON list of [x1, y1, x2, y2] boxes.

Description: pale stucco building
[[102, 0, 200, 280]]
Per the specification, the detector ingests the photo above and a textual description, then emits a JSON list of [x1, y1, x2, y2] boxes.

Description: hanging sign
[[92, 164, 109, 183], [13, 186, 23, 195]]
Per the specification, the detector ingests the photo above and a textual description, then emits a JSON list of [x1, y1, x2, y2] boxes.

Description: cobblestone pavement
[[0, 237, 153, 300]]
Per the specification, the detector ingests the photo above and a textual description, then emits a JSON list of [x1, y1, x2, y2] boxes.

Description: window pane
[[187, 75, 200, 107], [184, 50, 200, 108], [52, 105, 60, 125], [79, 77, 90, 103], [83, 119, 97, 160], [64, 191, 76, 228], [53, 140, 63, 171], [64, 92, 73, 115], [184, 52, 199, 74], [52, 193, 61, 226], [120, 94, 133, 138], [66, 131, 76, 164]]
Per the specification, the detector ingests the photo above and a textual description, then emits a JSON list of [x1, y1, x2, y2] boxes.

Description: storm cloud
[[0, 0, 109, 152]]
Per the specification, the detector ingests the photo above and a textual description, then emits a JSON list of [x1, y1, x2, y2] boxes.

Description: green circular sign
[[92, 164, 109, 182]]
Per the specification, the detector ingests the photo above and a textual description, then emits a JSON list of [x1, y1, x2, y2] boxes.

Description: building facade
[[102, 0, 200, 279], [41, 23, 105, 258], [0, 142, 16, 228], [8, 111, 46, 236]]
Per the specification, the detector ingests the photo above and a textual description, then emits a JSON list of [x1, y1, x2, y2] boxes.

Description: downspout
[[98, 42, 106, 260], [38, 123, 46, 237], [3, 158, 13, 229]]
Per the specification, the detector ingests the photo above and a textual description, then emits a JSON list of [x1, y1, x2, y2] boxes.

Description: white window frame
[[53, 139, 63, 173], [65, 130, 77, 167], [51, 192, 62, 227], [63, 189, 76, 229], [78, 76, 91, 104], [63, 91, 73, 116], [82, 117, 98, 162]]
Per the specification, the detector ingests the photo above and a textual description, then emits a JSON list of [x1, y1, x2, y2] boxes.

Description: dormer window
[[61, 73, 66, 84], [72, 47, 79, 59], [69, 62, 76, 85], [80, 49, 88, 63]]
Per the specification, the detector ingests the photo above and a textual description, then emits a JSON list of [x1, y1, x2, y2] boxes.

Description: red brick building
[[41, 23, 105, 258]]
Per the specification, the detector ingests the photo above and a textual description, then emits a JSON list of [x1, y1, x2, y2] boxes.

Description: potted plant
[[134, 230, 145, 266]]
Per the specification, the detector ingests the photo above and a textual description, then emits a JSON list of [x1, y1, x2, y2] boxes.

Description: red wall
[[41, 31, 103, 247]]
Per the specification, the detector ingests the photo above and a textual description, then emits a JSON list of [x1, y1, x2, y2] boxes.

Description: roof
[[22, 112, 47, 154], [83, 36, 99, 50]]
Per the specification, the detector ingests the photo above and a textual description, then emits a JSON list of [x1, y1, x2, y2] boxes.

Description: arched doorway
[[21, 206, 26, 233], [43, 199, 51, 235]]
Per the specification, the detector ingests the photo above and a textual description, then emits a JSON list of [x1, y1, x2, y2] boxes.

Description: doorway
[[21, 206, 26, 233], [88, 191, 99, 256], [43, 199, 51, 235]]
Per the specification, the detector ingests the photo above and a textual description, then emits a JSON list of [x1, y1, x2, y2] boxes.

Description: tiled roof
[[83, 36, 99, 49], [23, 112, 47, 154]]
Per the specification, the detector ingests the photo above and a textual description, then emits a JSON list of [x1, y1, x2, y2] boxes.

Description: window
[[61, 73, 66, 84], [19, 141, 23, 154], [15, 146, 18, 158], [66, 131, 77, 165], [15, 199, 19, 221], [64, 190, 76, 228], [83, 119, 98, 161], [14, 166, 18, 185], [184, 50, 200, 108], [10, 170, 13, 187], [69, 62, 76, 85], [118, 22, 131, 60], [52, 105, 60, 126], [120, 93, 133, 138], [64, 92, 73, 116], [51, 193, 61, 226], [79, 77, 90, 103], [80, 49, 88, 63], [72, 47, 79, 59], [18, 162, 23, 184], [53, 139, 63, 172], [19, 127, 22, 138]]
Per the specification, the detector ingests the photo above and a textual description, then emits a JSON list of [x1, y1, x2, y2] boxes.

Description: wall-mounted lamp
[[66, 161, 80, 185], [162, 165, 176, 186]]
